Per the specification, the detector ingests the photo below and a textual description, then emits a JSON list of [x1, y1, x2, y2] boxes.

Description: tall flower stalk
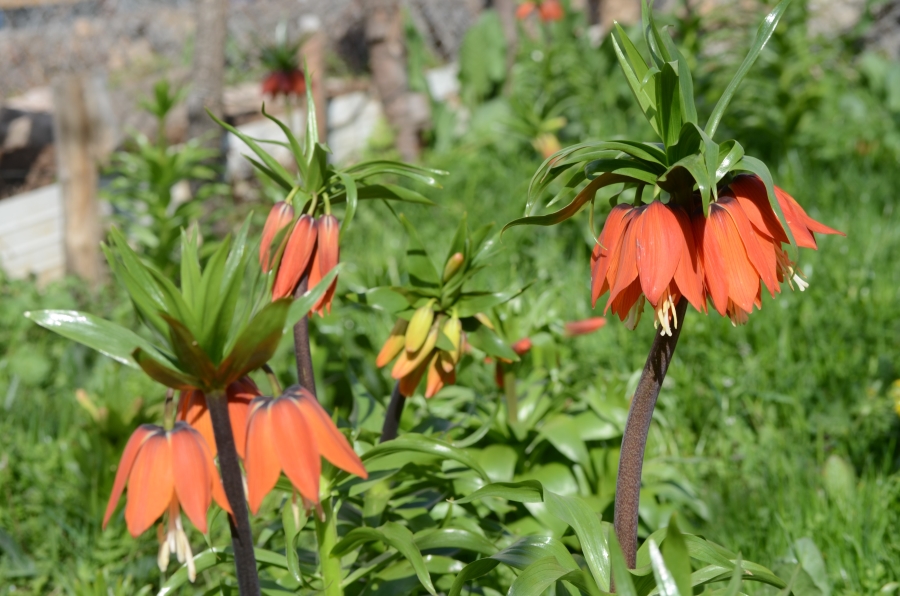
[[212, 80, 446, 400], [506, 0, 843, 568]]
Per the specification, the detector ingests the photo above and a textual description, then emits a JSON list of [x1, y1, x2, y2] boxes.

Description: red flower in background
[[244, 385, 367, 513], [516, 0, 563, 21], [563, 317, 607, 336], [103, 423, 231, 581], [262, 69, 306, 99]]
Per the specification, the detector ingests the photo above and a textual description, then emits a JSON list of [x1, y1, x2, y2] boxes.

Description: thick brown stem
[[379, 382, 405, 443], [613, 298, 688, 569], [206, 391, 260, 596], [292, 276, 318, 398]]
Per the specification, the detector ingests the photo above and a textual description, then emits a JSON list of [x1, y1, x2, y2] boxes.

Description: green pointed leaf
[[715, 140, 745, 182], [506, 173, 630, 232], [157, 548, 229, 595], [414, 528, 496, 556], [207, 109, 295, 189], [722, 554, 744, 596], [337, 173, 358, 240], [454, 480, 544, 504], [468, 326, 519, 362], [662, 518, 692, 596], [544, 490, 610, 590], [261, 103, 306, 179], [180, 229, 203, 313], [133, 348, 199, 389], [611, 25, 659, 135], [333, 183, 434, 205], [447, 558, 500, 596], [331, 522, 436, 596], [658, 27, 698, 125], [609, 532, 638, 596], [160, 314, 216, 382], [244, 155, 293, 191], [455, 288, 525, 318], [343, 160, 446, 187], [360, 433, 490, 482], [399, 214, 441, 288], [659, 154, 711, 214], [146, 267, 199, 337], [282, 499, 307, 582], [649, 540, 680, 596], [656, 62, 683, 147], [285, 264, 343, 327], [509, 557, 572, 596], [216, 298, 292, 386], [642, 0, 672, 67], [585, 158, 661, 185], [24, 310, 168, 369], [705, 0, 792, 138]]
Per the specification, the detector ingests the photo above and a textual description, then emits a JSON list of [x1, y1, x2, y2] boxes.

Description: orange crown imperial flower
[[563, 317, 607, 337], [272, 214, 318, 299], [103, 422, 232, 581], [260, 202, 295, 273], [244, 385, 367, 514], [177, 376, 261, 459], [308, 214, 340, 316], [379, 311, 463, 398]]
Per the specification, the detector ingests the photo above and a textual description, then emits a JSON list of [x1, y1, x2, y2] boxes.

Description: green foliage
[[458, 10, 507, 105], [102, 80, 226, 272]]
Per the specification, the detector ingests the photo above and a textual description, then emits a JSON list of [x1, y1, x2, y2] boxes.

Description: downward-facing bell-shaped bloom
[[244, 385, 367, 513], [590, 175, 843, 330], [272, 214, 318, 299], [177, 377, 261, 459], [308, 214, 340, 316], [260, 202, 295, 273], [591, 200, 704, 335], [563, 317, 607, 337], [262, 69, 306, 98], [693, 175, 844, 324], [103, 423, 231, 581]]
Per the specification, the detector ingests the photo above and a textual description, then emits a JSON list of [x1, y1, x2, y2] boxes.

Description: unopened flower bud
[[405, 301, 435, 353], [511, 337, 532, 355], [441, 316, 462, 363], [272, 215, 317, 299], [474, 312, 495, 330], [376, 319, 409, 368], [442, 252, 464, 282], [393, 320, 439, 379], [260, 201, 295, 272]]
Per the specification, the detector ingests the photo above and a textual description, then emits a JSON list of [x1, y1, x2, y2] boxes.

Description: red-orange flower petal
[[563, 317, 606, 336], [591, 204, 633, 307], [290, 386, 368, 479], [271, 397, 321, 503], [245, 402, 283, 514], [309, 214, 340, 316], [273, 215, 318, 300], [103, 424, 156, 529], [708, 204, 760, 314], [671, 207, 705, 312], [635, 201, 682, 306], [260, 202, 295, 272], [609, 208, 642, 304], [516, 1, 536, 19], [692, 213, 729, 316], [125, 432, 174, 537], [170, 424, 213, 533], [717, 196, 779, 297], [511, 337, 532, 355]]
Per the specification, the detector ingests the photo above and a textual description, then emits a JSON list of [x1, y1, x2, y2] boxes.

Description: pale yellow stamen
[[158, 499, 196, 582], [652, 289, 678, 337]]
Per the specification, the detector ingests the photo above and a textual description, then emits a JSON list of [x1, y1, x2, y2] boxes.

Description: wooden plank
[[0, 0, 82, 8], [52, 75, 104, 286], [0, 183, 65, 285]]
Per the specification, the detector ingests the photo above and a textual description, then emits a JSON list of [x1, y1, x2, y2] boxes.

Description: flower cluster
[[377, 303, 464, 398], [104, 381, 367, 578], [516, 0, 564, 22], [261, 201, 340, 314], [591, 175, 843, 333]]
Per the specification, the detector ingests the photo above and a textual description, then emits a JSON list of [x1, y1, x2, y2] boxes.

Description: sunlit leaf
[[454, 480, 544, 504]]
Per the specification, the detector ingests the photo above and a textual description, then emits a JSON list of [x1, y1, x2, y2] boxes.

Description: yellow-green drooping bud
[[376, 319, 408, 367], [442, 252, 465, 282], [393, 318, 441, 379], [405, 300, 435, 353], [442, 315, 462, 363], [474, 312, 495, 330]]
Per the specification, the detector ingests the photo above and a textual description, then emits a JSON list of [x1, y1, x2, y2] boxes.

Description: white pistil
[[793, 274, 809, 291], [158, 500, 196, 582], [652, 290, 678, 337]]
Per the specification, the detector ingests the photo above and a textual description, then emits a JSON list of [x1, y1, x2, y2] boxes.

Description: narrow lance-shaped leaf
[[24, 310, 168, 369], [261, 103, 307, 180], [662, 517, 692, 596], [216, 298, 292, 386], [206, 109, 295, 189], [608, 532, 638, 596], [284, 265, 343, 327], [506, 173, 630, 232], [508, 557, 574, 596], [705, 0, 793, 138], [337, 173, 358, 240], [399, 214, 441, 288], [454, 480, 544, 504], [648, 540, 680, 596], [544, 491, 610, 590]]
